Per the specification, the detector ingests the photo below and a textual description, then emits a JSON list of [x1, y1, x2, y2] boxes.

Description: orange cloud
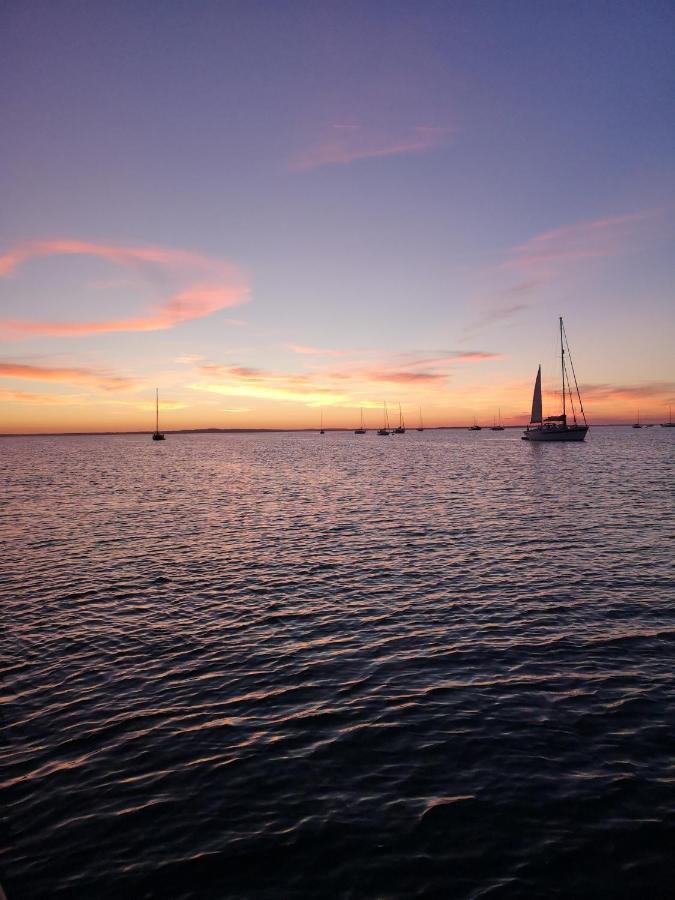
[[0, 361, 138, 392], [293, 124, 452, 170], [0, 239, 249, 338], [286, 343, 346, 357], [578, 381, 675, 402], [190, 345, 502, 408], [0, 387, 86, 405]]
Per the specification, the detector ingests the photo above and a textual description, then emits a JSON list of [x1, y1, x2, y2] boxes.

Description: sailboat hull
[[522, 426, 588, 442]]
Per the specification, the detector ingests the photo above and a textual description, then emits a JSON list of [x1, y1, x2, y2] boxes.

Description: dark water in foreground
[[1, 428, 674, 899]]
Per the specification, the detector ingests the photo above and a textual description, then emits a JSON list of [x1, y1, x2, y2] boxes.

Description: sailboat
[[377, 401, 390, 435], [661, 406, 674, 428], [354, 408, 366, 434], [522, 317, 588, 442], [392, 402, 406, 434], [469, 417, 482, 431], [320, 410, 325, 434], [632, 410, 642, 429], [152, 388, 165, 441], [417, 406, 424, 431], [490, 409, 505, 431]]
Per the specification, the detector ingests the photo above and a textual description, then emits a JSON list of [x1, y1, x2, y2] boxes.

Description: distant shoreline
[[0, 424, 649, 437]]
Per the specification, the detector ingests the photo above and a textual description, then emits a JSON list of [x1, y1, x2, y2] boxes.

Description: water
[[1, 428, 673, 899]]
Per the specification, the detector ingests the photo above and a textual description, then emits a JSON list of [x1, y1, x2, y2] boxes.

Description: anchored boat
[[152, 388, 165, 441], [355, 408, 366, 434], [490, 409, 505, 431], [377, 401, 390, 435], [522, 317, 588, 442], [392, 402, 406, 434]]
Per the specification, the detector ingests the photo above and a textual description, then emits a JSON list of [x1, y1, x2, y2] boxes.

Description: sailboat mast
[[156, 388, 159, 433], [560, 317, 566, 418]]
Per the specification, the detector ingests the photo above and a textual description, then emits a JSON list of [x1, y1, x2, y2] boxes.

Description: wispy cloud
[[189, 346, 499, 408], [0, 239, 249, 338], [292, 124, 452, 171], [0, 361, 138, 392], [175, 354, 206, 364], [192, 363, 349, 406], [465, 210, 658, 336], [396, 350, 502, 368], [464, 302, 532, 336], [505, 211, 657, 277], [285, 343, 346, 357], [351, 369, 447, 385], [578, 381, 675, 402], [0, 387, 87, 405]]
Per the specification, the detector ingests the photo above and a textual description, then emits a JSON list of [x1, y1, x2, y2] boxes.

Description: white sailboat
[[522, 317, 588, 442]]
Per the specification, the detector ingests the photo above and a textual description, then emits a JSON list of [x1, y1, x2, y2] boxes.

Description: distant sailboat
[[490, 408, 505, 431], [320, 410, 325, 434], [522, 317, 588, 442], [377, 401, 390, 435], [469, 417, 482, 431], [392, 402, 406, 434], [417, 406, 424, 431], [355, 408, 366, 434], [632, 410, 642, 429], [661, 406, 674, 428], [152, 388, 165, 441]]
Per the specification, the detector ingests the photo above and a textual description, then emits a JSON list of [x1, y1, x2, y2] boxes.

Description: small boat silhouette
[[152, 389, 165, 441]]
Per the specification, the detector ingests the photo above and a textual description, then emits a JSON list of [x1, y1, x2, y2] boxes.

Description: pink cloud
[[293, 124, 452, 171], [403, 351, 502, 368], [0, 361, 138, 391], [506, 211, 656, 276], [0, 239, 249, 338], [360, 370, 446, 385]]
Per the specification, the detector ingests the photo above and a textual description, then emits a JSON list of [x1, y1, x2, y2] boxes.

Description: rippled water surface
[[1, 428, 674, 898]]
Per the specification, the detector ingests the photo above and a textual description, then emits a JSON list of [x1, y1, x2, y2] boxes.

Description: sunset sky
[[1, 0, 674, 432]]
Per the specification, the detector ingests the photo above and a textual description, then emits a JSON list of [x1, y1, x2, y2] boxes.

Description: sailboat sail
[[530, 366, 542, 423]]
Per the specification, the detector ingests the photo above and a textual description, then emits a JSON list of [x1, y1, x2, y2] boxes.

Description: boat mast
[[560, 317, 566, 418], [156, 388, 159, 433]]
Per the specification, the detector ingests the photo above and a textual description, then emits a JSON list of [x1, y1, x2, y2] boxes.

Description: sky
[[1, 0, 674, 432]]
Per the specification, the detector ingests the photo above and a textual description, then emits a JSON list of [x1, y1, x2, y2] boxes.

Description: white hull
[[522, 426, 588, 442]]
